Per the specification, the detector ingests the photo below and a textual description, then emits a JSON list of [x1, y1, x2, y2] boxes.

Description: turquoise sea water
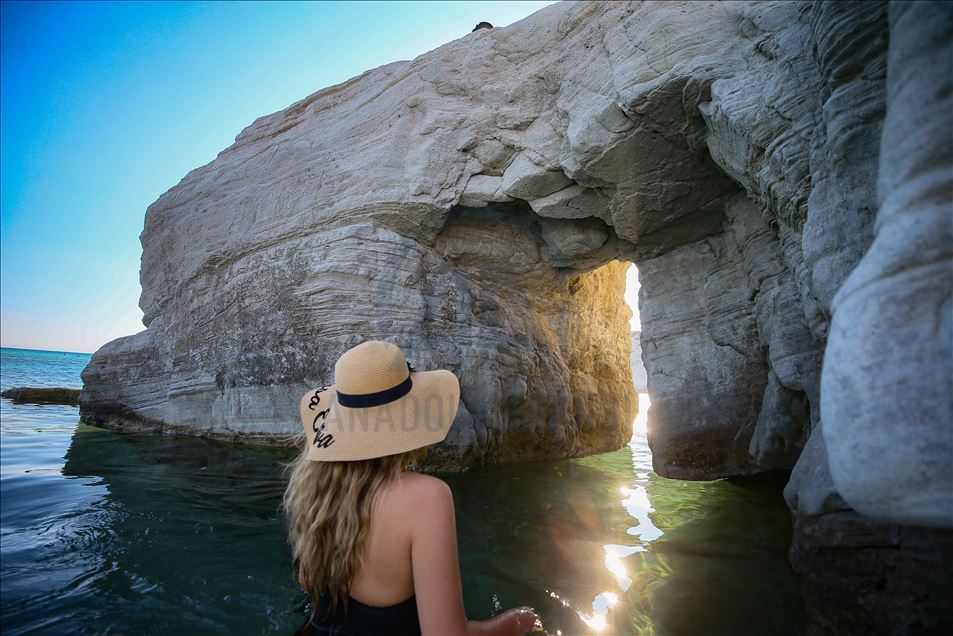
[[0, 347, 805, 635]]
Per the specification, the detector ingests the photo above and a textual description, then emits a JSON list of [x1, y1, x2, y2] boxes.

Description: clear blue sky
[[1, 0, 559, 354]]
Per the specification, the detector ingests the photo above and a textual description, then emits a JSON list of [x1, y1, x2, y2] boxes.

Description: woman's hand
[[479, 606, 542, 636], [508, 606, 543, 635]]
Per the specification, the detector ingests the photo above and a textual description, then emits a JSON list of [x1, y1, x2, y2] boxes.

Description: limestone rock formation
[[79, 1, 953, 631], [83, 0, 790, 477], [821, 0, 953, 530], [629, 331, 646, 392], [639, 192, 818, 479]]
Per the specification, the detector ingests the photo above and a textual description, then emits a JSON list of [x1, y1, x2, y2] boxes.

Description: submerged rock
[[785, 423, 953, 633], [1, 386, 81, 406]]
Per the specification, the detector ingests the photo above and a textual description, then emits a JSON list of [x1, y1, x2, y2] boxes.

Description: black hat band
[[336, 362, 414, 408]]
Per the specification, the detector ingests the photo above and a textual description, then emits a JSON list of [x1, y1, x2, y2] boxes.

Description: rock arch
[[82, 1, 810, 476]]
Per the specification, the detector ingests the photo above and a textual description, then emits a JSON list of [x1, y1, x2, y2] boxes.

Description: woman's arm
[[409, 477, 539, 636]]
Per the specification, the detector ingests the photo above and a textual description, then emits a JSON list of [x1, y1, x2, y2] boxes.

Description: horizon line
[[1, 345, 93, 356]]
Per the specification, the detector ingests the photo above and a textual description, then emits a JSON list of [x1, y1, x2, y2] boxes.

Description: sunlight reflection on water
[[578, 393, 658, 632], [559, 392, 803, 635]]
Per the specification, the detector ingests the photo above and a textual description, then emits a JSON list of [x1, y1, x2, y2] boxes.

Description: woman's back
[[346, 470, 427, 605], [288, 341, 538, 636], [299, 471, 441, 635]]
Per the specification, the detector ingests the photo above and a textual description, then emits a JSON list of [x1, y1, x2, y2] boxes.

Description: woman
[[283, 340, 541, 636]]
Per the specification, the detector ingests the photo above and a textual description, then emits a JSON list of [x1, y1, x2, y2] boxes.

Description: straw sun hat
[[298, 341, 460, 461]]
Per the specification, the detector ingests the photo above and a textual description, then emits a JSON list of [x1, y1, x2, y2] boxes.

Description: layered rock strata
[[820, 0, 953, 530]]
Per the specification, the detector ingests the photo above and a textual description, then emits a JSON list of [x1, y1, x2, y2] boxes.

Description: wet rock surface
[[1, 386, 81, 406]]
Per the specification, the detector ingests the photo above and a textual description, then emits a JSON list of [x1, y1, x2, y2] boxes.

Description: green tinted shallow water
[[0, 348, 805, 635]]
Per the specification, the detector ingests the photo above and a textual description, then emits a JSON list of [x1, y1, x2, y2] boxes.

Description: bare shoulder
[[387, 471, 453, 514], [394, 470, 452, 498]]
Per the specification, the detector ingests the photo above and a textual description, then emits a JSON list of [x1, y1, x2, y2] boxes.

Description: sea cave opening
[[623, 262, 650, 441]]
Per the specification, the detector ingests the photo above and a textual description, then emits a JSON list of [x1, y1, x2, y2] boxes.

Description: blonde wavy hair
[[282, 434, 424, 620]]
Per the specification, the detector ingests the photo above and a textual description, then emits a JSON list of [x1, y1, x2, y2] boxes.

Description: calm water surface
[[0, 347, 805, 635]]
